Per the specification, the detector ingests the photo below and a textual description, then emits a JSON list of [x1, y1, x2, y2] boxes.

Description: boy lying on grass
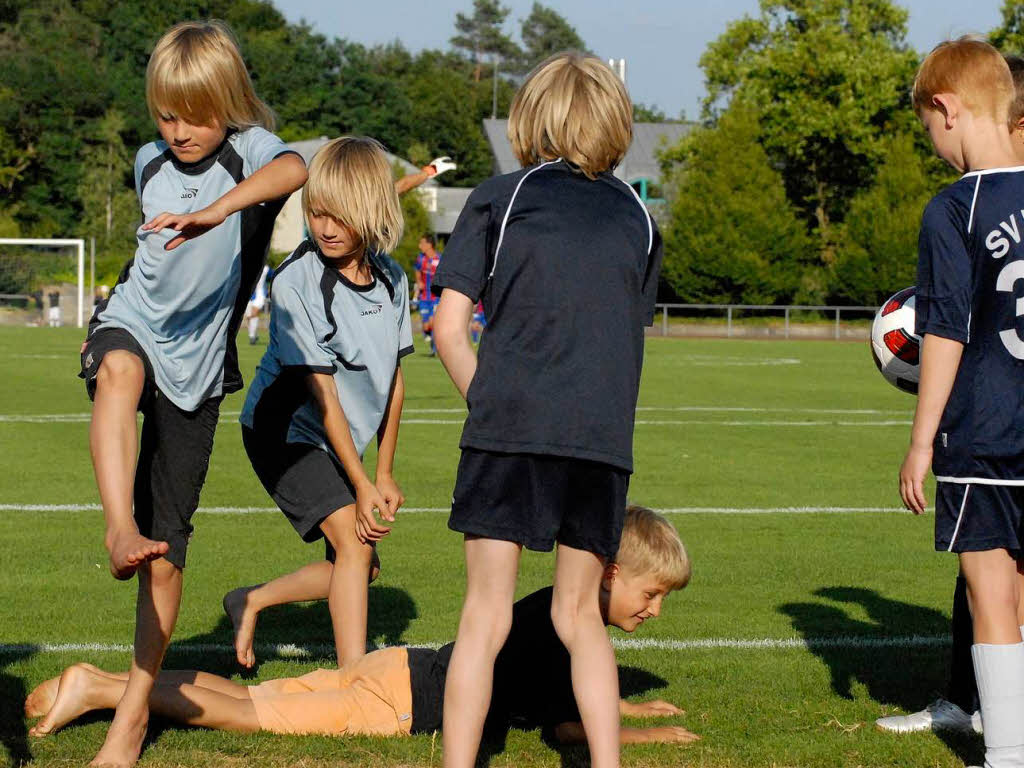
[[26, 506, 697, 747]]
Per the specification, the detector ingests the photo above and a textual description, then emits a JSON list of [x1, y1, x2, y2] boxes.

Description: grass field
[[0, 326, 978, 767]]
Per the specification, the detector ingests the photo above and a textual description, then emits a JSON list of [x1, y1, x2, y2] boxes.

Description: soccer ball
[[870, 287, 921, 395]]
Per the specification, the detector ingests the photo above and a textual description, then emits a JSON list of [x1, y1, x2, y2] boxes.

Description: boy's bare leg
[[320, 506, 375, 667], [962, 549, 1022, 644], [90, 352, 168, 579], [224, 547, 381, 669], [28, 666, 248, 720], [91, 557, 182, 767], [31, 663, 259, 737], [224, 561, 332, 668], [552, 544, 620, 768], [442, 536, 521, 768]]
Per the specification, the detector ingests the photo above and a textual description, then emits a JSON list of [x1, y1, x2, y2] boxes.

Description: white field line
[[0, 405, 913, 424], [0, 504, 909, 515], [0, 635, 949, 657]]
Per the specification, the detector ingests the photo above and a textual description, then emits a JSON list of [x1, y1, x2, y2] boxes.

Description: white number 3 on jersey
[[997, 260, 1024, 359]]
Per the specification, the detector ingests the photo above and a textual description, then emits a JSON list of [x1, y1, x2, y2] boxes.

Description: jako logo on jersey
[[181, 188, 198, 200], [361, 304, 383, 317]]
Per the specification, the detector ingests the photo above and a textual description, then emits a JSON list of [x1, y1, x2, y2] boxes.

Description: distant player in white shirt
[[245, 265, 270, 344]]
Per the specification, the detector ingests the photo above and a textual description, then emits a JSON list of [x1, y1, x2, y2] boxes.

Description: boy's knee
[[322, 513, 372, 563], [96, 350, 144, 387], [550, 594, 601, 648], [462, 594, 514, 654]]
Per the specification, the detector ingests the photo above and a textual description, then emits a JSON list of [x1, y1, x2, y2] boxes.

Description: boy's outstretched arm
[[620, 698, 684, 717], [374, 367, 405, 522], [553, 721, 699, 745], [899, 334, 963, 514], [434, 288, 477, 399], [306, 372, 391, 543], [145, 153, 308, 250]]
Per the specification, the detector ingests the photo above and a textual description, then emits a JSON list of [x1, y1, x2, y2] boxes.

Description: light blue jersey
[[239, 240, 414, 457], [90, 127, 297, 411]]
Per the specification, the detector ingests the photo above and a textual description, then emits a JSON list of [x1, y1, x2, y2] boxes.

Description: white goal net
[[0, 238, 85, 328]]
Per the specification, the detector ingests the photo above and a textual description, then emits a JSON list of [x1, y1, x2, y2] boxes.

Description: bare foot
[[223, 587, 259, 668], [89, 699, 148, 768], [29, 664, 98, 737], [25, 675, 61, 718], [106, 530, 169, 580]]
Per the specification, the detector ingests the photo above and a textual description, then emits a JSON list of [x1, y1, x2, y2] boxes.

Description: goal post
[[0, 238, 86, 327]]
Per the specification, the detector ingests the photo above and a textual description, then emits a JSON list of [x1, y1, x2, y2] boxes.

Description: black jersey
[[432, 160, 662, 472], [916, 167, 1024, 483]]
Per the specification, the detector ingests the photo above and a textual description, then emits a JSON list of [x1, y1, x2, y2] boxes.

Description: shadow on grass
[[0, 646, 34, 766], [779, 585, 982, 767]]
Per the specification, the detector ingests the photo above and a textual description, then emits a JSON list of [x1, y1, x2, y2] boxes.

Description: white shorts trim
[[936, 476, 1024, 486], [947, 484, 971, 552]]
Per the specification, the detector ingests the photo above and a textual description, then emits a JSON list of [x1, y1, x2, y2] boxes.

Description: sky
[[273, 0, 1006, 119]]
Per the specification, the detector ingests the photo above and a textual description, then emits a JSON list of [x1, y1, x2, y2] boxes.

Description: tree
[[992, 0, 1024, 52], [517, 3, 585, 72], [700, 0, 920, 276], [659, 102, 813, 304], [832, 134, 952, 304], [77, 109, 139, 274], [451, 0, 520, 82]]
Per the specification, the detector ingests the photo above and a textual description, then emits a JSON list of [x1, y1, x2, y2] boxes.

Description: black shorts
[[449, 448, 629, 559], [242, 426, 356, 553], [80, 327, 221, 569], [935, 481, 1024, 554]]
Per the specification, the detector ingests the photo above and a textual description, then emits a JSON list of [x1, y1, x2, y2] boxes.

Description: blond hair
[[146, 20, 275, 131], [302, 137, 403, 255], [614, 505, 690, 591], [507, 51, 632, 179], [912, 37, 1013, 122]]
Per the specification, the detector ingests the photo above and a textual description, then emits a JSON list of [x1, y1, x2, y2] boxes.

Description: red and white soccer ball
[[870, 287, 921, 395]]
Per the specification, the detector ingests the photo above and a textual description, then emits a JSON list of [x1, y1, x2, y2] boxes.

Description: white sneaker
[[875, 699, 982, 734]]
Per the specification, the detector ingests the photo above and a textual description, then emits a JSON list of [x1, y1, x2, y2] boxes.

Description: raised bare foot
[[89, 698, 148, 768], [106, 530, 168, 580], [25, 675, 61, 718], [29, 664, 97, 737], [223, 586, 259, 668]]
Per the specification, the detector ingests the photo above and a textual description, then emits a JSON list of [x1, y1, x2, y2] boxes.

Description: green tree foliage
[[77, 109, 140, 277], [992, 0, 1024, 52], [451, 0, 520, 82], [700, 0, 919, 272], [833, 134, 953, 304], [660, 102, 813, 304], [518, 3, 585, 72]]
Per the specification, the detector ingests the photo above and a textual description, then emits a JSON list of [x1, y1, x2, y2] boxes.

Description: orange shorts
[[248, 647, 414, 736]]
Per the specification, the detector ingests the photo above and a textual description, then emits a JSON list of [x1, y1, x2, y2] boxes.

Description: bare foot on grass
[[89, 696, 148, 768], [29, 664, 98, 737], [223, 587, 259, 668], [25, 675, 61, 718], [106, 530, 168, 580]]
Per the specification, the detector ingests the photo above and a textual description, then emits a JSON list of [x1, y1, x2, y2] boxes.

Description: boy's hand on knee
[[354, 482, 391, 544], [374, 474, 404, 522]]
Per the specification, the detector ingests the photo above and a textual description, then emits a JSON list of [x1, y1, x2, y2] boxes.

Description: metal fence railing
[[652, 303, 881, 340]]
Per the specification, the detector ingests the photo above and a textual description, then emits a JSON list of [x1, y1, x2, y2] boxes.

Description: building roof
[[481, 118, 691, 184]]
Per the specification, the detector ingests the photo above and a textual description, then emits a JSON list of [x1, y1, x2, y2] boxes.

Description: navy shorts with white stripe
[[935, 481, 1024, 554]]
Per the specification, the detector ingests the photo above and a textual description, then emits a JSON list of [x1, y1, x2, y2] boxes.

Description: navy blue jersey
[[431, 160, 662, 472], [916, 167, 1024, 483]]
